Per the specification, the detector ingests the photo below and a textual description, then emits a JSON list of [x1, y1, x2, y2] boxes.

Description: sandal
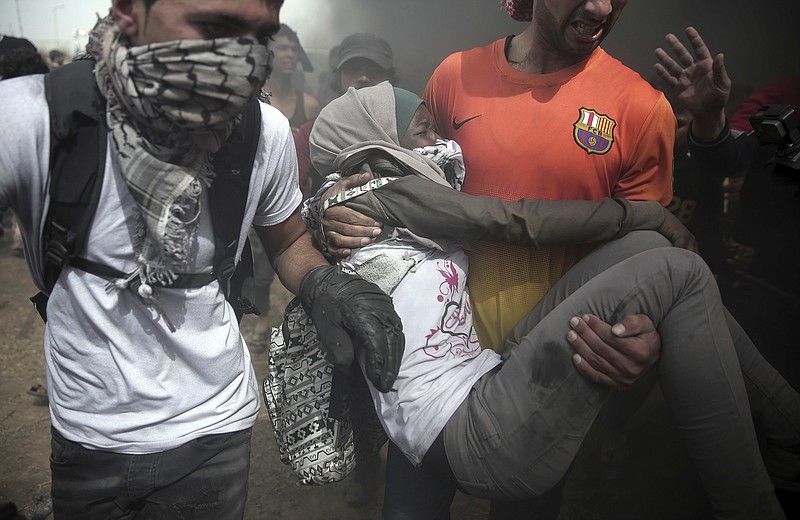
[[27, 383, 49, 403], [30, 493, 53, 520]]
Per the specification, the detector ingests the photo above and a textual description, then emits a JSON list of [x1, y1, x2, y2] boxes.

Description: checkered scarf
[[94, 25, 270, 286], [500, 0, 533, 21]]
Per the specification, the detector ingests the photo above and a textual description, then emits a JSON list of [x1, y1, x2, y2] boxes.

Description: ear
[[111, 0, 141, 39]]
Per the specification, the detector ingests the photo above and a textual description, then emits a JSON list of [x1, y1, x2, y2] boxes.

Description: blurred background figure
[[265, 23, 320, 134], [708, 78, 800, 395], [295, 32, 397, 197], [0, 34, 51, 409], [47, 49, 66, 68], [0, 35, 49, 258], [656, 27, 800, 397], [649, 75, 732, 282], [0, 35, 49, 80], [315, 44, 341, 109]]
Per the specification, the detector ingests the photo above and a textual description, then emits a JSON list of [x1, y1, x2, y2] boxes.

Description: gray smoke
[[280, 0, 800, 99]]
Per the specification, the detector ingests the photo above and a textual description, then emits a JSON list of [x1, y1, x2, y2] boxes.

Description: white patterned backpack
[[263, 298, 387, 485]]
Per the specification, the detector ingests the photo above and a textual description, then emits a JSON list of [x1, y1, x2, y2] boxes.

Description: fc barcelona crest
[[573, 108, 616, 155]]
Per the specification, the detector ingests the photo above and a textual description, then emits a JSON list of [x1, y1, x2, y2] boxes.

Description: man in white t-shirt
[[0, 1, 403, 518]]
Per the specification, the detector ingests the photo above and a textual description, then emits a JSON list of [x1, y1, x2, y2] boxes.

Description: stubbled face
[[269, 34, 299, 75], [400, 104, 441, 150], [533, 0, 628, 62], [114, 0, 282, 46], [338, 58, 392, 92]]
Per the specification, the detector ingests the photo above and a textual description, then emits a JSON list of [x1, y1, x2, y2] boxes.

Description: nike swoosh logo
[[452, 114, 482, 130]]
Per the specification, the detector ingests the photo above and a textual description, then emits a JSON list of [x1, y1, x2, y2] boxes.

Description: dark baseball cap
[[336, 33, 394, 71]]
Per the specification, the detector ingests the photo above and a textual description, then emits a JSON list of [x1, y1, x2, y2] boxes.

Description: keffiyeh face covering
[[94, 25, 270, 290], [413, 139, 466, 192]]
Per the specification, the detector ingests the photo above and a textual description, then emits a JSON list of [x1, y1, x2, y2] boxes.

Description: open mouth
[[572, 21, 604, 42]]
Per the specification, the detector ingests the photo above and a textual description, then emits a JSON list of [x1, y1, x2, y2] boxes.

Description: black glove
[[299, 264, 404, 392]]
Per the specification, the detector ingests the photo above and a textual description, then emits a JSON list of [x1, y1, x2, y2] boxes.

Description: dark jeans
[[382, 440, 456, 520], [50, 427, 252, 520], [382, 437, 566, 520]]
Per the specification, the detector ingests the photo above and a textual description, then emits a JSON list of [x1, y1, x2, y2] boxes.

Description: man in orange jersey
[[413, 4, 673, 517]]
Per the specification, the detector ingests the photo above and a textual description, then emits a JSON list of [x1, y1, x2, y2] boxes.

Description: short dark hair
[[274, 23, 299, 45], [0, 47, 50, 79]]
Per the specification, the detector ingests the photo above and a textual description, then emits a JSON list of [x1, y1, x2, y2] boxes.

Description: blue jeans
[[444, 232, 798, 519], [50, 427, 252, 520]]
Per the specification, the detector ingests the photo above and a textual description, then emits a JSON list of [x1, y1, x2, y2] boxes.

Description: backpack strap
[[42, 60, 107, 294], [209, 97, 263, 320], [31, 60, 107, 321]]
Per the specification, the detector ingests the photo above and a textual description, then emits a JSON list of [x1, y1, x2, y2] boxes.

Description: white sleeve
[[250, 102, 303, 228], [235, 101, 303, 260], [0, 74, 51, 288]]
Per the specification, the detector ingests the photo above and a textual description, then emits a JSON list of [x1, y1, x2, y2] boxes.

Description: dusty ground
[[0, 223, 721, 519]]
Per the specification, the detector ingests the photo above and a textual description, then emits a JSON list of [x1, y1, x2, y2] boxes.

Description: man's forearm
[[272, 232, 327, 295], [689, 110, 727, 143], [344, 176, 664, 247], [688, 121, 760, 179], [255, 209, 329, 295]]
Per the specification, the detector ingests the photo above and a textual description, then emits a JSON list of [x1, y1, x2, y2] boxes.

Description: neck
[[507, 24, 589, 74], [268, 71, 294, 95]]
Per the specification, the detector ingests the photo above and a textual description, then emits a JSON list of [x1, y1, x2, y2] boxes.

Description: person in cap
[[294, 32, 396, 198], [266, 23, 320, 134], [304, 82, 800, 520], [294, 38, 399, 507], [335, 32, 396, 91]]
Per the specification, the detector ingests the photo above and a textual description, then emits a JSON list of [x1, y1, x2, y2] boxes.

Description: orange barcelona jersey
[[425, 39, 675, 351]]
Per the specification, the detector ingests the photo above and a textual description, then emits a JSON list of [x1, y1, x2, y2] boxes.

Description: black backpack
[[30, 60, 261, 323]]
